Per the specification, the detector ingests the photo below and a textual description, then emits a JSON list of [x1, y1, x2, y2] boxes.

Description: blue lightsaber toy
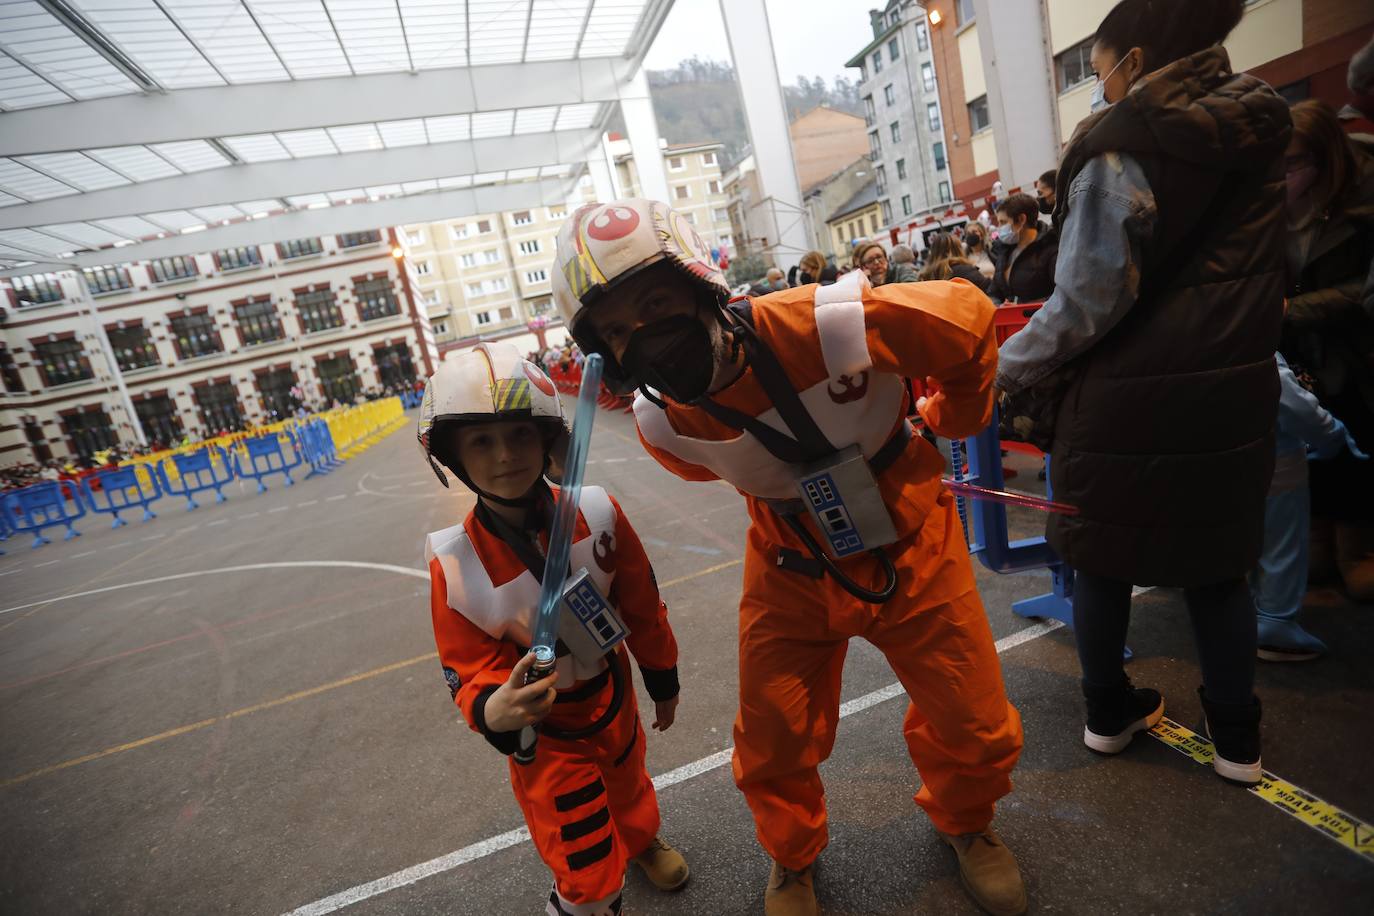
[[514, 352, 604, 765]]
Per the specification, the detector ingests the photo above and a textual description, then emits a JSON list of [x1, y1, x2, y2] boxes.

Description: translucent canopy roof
[[0, 0, 671, 273]]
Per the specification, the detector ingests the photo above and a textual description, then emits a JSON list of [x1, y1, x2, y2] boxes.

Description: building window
[[901, 194, 912, 216], [890, 121, 902, 143], [927, 101, 942, 132], [11, 273, 64, 307], [83, 265, 132, 296], [884, 84, 896, 106], [547, 205, 567, 219], [921, 62, 936, 92], [932, 141, 947, 171], [317, 355, 360, 405], [938, 180, 952, 203], [889, 8, 900, 26], [896, 158, 907, 180], [278, 238, 323, 260], [888, 38, 899, 61], [674, 184, 691, 200], [881, 199, 893, 224], [466, 282, 484, 297], [869, 212, 880, 233], [480, 248, 502, 264], [708, 179, 721, 194], [713, 207, 729, 222], [449, 223, 471, 240], [414, 260, 432, 276], [474, 310, 492, 326], [147, 256, 197, 284], [233, 297, 284, 347], [869, 131, 882, 160], [702, 152, 717, 167], [476, 219, 492, 233], [915, 22, 929, 51], [1056, 38, 1094, 93], [683, 211, 696, 224], [0, 346, 25, 393], [460, 252, 477, 268], [135, 395, 182, 448], [489, 276, 508, 292], [107, 323, 159, 371], [422, 289, 442, 306], [863, 95, 876, 126], [969, 95, 990, 132], [957, 0, 975, 26], [404, 229, 425, 245], [518, 239, 542, 255], [194, 381, 244, 434], [169, 312, 223, 359], [875, 165, 888, 195], [62, 408, 116, 459], [295, 288, 344, 334], [35, 338, 92, 386], [529, 298, 552, 315], [214, 246, 261, 271], [498, 306, 514, 320], [668, 156, 684, 170], [355, 277, 400, 322], [256, 368, 298, 420], [512, 210, 533, 226], [337, 230, 382, 249], [525, 269, 549, 284], [871, 50, 883, 73], [432, 320, 449, 337], [373, 343, 415, 390]]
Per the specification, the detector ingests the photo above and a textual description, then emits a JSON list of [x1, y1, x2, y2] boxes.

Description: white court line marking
[[268, 506, 290, 514], [602, 458, 627, 464], [141, 534, 166, 541], [0, 568, 23, 577], [381, 484, 402, 491], [242, 512, 262, 519], [105, 542, 138, 550], [326, 494, 348, 502], [297, 500, 318, 507], [205, 519, 229, 527], [182, 525, 200, 533], [71, 551, 96, 558], [0, 560, 427, 617], [282, 620, 1066, 916], [36, 560, 59, 568], [406, 481, 427, 487]]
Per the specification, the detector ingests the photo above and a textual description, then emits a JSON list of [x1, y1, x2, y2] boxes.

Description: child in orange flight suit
[[418, 341, 689, 916], [552, 199, 1026, 916]]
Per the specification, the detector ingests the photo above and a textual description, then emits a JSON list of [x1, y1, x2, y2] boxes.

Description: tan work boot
[[764, 860, 818, 916], [939, 830, 1027, 916], [631, 836, 690, 892]]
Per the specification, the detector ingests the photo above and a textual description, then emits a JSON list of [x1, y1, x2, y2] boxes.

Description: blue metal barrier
[[158, 446, 234, 510], [1, 481, 86, 547], [292, 419, 342, 478], [0, 495, 14, 553], [399, 390, 423, 409], [233, 433, 302, 493], [83, 466, 162, 528], [959, 408, 1075, 627]]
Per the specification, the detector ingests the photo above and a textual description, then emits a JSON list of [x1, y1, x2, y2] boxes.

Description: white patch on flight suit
[[812, 268, 873, 377], [425, 486, 619, 687]]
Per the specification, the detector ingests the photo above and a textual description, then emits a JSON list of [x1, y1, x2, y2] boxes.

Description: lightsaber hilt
[[513, 647, 557, 766]]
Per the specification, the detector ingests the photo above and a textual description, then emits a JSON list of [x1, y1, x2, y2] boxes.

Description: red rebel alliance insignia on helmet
[[587, 205, 640, 241], [593, 531, 617, 573], [522, 361, 556, 397], [828, 372, 869, 404]]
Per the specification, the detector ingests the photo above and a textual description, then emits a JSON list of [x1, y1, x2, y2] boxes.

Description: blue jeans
[[1249, 486, 1327, 653]]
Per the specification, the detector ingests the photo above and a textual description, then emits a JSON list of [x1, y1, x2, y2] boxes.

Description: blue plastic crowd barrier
[[399, 390, 423, 409], [292, 418, 342, 478], [158, 446, 234, 510], [82, 466, 162, 528], [1, 481, 86, 548], [233, 433, 302, 493], [957, 408, 1075, 627], [0, 497, 14, 553]]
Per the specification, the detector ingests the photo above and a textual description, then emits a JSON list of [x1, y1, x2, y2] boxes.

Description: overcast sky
[[643, 0, 878, 86]]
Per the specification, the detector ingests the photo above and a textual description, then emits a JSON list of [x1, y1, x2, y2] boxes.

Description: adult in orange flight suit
[[420, 342, 686, 916], [551, 199, 1027, 916]]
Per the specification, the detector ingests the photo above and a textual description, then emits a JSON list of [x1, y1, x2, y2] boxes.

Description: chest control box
[[558, 568, 629, 665], [795, 445, 898, 559]]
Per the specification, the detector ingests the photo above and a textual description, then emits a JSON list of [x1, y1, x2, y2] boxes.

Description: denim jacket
[[995, 152, 1157, 393]]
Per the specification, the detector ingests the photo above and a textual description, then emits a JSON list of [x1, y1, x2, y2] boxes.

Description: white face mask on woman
[[1090, 54, 1132, 113]]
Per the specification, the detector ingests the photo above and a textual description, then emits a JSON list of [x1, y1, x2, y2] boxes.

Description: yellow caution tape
[[1150, 716, 1374, 863]]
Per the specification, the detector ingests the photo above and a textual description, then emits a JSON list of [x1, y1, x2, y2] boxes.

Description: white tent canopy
[[0, 0, 674, 275]]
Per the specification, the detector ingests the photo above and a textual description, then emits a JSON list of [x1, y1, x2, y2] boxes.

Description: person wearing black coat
[[994, 0, 1288, 785], [988, 194, 1059, 303]]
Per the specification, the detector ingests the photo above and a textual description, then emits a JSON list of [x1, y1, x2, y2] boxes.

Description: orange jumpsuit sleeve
[[637, 425, 720, 482], [861, 278, 998, 439], [429, 556, 524, 754], [606, 495, 681, 702]]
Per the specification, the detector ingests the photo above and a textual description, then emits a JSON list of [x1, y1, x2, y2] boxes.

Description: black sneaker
[[1199, 688, 1262, 784], [1082, 678, 1165, 754]]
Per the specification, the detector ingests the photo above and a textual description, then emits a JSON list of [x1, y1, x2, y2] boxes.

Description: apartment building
[[846, 0, 953, 233], [0, 231, 433, 464], [825, 182, 884, 260], [609, 137, 734, 254]]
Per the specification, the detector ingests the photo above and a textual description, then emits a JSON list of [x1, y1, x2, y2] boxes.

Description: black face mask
[[623, 312, 717, 404], [1038, 196, 1053, 214]]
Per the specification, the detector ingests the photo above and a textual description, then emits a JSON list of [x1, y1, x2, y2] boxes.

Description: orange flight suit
[[635, 276, 1022, 869], [428, 488, 679, 915]]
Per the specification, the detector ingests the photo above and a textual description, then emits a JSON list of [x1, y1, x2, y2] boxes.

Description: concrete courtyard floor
[[1, 406, 1371, 915]]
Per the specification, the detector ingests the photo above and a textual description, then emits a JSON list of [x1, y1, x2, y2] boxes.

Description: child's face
[[454, 421, 545, 501]]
